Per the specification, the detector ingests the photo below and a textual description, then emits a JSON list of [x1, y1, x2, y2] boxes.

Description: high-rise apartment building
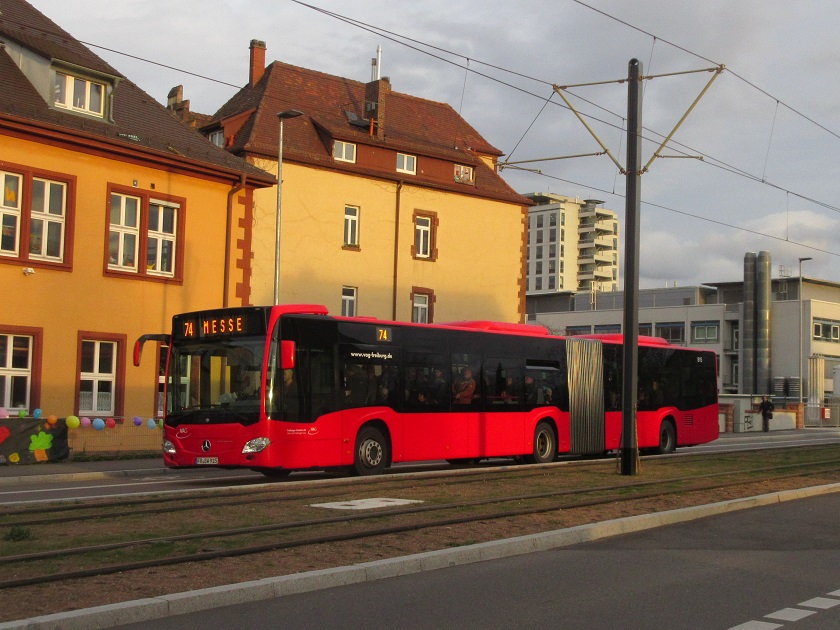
[[524, 193, 620, 295]]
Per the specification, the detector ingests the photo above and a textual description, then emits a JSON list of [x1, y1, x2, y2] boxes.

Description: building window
[[343, 206, 359, 248], [0, 333, 32, 411], [78, 337, 123, 416], [549, 213, 557, 227], [536, 215, 544, 229], [342, 286, 357, 317], [691, 321, 720, 343], [1, 166, 73, 266], [639, 323, 652, 336], [535, 277, 542, 291], [549, 228, 557, 243], [146, 202, 178, 276], [454, 164, 474, 184], [333, 141, 357, 163], [655, 322, 685, 344], [548, 276, 556, 290], [108, 193, 140, 271], [107, 187, 184, 281], [54, 72, 105, 117], [412, 211, 438, 261], [411, 287, 435, 323], [566, 325, 592, 336], [396, 153, 416, 174], [813, 319, 840, 343], [594, 324, 621, 334], [208, 130, 224, 147]]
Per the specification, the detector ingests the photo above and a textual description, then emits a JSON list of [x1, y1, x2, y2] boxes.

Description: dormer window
[[54, 72, 105, 117], [397, 153, 416, 175], [333, 141, 356, 163], [208, 130, 225, 147], [454, 164, 474, 184]]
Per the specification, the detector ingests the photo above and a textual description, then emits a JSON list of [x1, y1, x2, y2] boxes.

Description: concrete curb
[[4, 481, 840, 630]]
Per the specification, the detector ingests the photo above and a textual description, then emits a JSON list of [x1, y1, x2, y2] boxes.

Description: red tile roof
[[212, 60, 529, 205], [0, 0, 273, 185]]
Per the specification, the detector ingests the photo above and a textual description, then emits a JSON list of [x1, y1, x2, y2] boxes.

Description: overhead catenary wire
[[4, 4, 838, 256]]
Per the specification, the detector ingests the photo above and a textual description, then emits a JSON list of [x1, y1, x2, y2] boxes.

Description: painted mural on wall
[[0, 416, 69, 465]]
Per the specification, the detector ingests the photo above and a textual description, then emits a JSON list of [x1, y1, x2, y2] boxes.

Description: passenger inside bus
[[452, 368, 476, 404]]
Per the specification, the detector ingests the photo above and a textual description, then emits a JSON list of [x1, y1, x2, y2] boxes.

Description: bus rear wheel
[[657, 420, 676, 455], [525, 421, 557, 464], [352, 426, 389, 476]]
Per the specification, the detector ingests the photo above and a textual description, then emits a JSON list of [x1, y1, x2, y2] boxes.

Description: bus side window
[[452, 353, 480, 406], [484, 358, 520, 407], [524, 361, 566, 410]]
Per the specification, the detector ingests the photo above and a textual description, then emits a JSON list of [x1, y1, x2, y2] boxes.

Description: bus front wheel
[[525, 421, 557, 464], [352, 426, 389, 476]]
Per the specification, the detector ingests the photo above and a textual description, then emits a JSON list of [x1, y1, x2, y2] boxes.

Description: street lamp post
[[274, 110, 304, 305], [798, 257, 812, 409]]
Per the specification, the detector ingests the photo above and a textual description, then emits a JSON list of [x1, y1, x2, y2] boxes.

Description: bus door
[[566, 338, 605, 455]]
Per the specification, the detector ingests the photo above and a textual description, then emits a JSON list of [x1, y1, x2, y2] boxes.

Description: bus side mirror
[[281, 340, 296, 370], [134, 334, 171, 367]]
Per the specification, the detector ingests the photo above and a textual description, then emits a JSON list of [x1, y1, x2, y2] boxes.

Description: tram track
[[3, 447, 840, 594]]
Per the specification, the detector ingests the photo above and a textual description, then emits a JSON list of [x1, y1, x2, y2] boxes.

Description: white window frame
[[54, 72, 105, 117], [109, 193, 140, 271], [0, 171, 22, 257], [208, 130, 224, 147], [396, 153, 416, 175], [454, 164, 474, 184], [412, 293, 429, 324], [0, 334, 32, 411], [333, 141, 357, 163], [79, 340, 116, 415], [29, 178, 67, 262], [146, 201, 178, 277], [344, 205, 360, 247], [342, 286, 357, 317], [415, 216, 431, 258]]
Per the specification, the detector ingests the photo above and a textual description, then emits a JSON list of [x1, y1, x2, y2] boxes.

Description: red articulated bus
[[134, 305, 719, 477]]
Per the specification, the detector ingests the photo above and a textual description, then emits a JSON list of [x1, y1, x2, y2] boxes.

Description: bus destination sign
[[174, 309, 268, 340]]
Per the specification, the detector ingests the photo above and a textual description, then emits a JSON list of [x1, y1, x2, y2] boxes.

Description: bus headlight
[[163, 440, 176, 455], [242, 437, 271, 454]]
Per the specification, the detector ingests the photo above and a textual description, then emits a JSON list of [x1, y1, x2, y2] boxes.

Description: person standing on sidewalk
[[759, 396, 775, 433]]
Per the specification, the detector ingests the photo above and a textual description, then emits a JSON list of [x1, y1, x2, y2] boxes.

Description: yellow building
[[197, 41, 530, 324], [0, 0, 273, 419]]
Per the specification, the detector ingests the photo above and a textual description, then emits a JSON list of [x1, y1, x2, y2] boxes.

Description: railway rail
[[3, 445, 840, 596]]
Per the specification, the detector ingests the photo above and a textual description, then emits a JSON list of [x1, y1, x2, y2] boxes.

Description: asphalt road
[[116, 491, 840, 630]]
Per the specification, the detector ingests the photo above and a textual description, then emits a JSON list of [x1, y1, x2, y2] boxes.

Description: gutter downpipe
[[224, 174, 247, 307], [392, 181, 403, 320]]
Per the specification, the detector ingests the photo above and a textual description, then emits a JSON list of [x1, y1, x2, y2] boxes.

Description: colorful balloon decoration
[[92, 418, 105, 430], [133, 416, 142, 426], [0, 408, 8, 419], [65, 415, 80, 429], [105, 418, 116, 428], [18, 409, 26, 418], [47, 415, 58, 425], [33, 408, 42, 419], [80, 416, 92, 427], [147, 419, 157, 429]]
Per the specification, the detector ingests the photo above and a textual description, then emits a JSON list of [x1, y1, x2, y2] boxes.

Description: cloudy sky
[[27, 0, 840, 288]]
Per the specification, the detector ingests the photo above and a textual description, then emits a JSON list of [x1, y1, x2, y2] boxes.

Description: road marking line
[[764, 607, 815, 621], [799, 596, 840, 609]]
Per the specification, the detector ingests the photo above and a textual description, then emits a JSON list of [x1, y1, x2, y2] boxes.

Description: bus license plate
[[195, 457, 218, 465]]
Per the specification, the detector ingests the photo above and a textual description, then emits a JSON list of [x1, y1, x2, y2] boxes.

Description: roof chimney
[[249, 39, 266, 87], [365, 77, 390, 141]]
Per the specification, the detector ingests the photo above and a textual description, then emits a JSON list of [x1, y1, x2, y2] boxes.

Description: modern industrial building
[[524, 193, 619, 295], [527, 252, 840, 413]]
